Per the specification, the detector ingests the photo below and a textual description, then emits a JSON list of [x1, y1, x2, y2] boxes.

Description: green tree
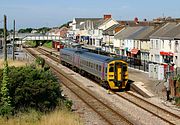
[[18, 28, 33, 33], [0, 61, 13, 116]]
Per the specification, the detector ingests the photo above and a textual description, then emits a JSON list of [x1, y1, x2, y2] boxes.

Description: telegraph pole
[[3, 15, 7, 62], [12, 20, 15, 60]]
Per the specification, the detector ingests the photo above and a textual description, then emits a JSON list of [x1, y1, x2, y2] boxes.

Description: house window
[[175, 41, 178, 53], [155, 54, 160, 62], [151, 55, 153, 61], [156, 40, 158, 49], [162, 40, 164, 49], [151, 40, 153, 49], [175, 56, 178, 66], [169, 41, 172, 50]]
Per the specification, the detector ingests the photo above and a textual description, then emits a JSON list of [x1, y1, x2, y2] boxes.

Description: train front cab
[[107, 60, 128, 89]]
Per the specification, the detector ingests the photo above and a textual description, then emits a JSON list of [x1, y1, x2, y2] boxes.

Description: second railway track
[[116, 91, 180, 125]]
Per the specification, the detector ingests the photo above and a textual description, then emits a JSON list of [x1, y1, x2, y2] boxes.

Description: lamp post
[[3, 15, 7, 62], [12, 20, 15, 60]]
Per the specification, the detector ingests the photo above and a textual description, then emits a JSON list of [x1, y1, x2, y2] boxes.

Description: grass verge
[[0, 109, 82, 125], [0, 59, 29, 69]]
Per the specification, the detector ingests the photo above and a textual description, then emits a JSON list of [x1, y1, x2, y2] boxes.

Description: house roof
[[175, 32, 180, 39], [131, 26, 158, 40], [150, 22, 177, 39], [75, 18, 102, 29], [159, 23, 180, 40], [103, 24, 120, 36], [114, 26, 143, 40], [127, 26, 146, 39], [117, 20, 156, 27]]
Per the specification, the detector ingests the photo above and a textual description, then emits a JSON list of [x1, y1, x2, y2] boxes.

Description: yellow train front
[[60, 48, 128, 90], [105, 60, 128, 90]]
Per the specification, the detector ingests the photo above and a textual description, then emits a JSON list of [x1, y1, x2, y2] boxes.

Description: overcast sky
[[0, 0, 180, 29]]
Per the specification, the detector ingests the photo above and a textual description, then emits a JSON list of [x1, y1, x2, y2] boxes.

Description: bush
[[0, 66, 71, 113], [35, 57, 45, 68]]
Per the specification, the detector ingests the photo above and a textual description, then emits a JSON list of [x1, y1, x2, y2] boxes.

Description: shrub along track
[[37, 47, 180, 125], [25, 47, 133, 125]]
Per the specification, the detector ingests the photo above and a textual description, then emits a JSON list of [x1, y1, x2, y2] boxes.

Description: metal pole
[[12, 20, 15, 60], [3, 15, 7, 61], [166, 63, 170, 101]]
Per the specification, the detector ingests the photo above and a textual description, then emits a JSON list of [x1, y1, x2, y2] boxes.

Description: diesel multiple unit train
[[60, 48, 128, 90]]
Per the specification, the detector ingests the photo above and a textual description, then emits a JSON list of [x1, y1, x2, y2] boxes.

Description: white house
[[174, 33, 180, 67], [130, 26, 157, 60], [68, 18, 102, 43], [113, 26, 142, 56], [158, 23, 180, 67], [149, 22, 178, 63], [102, 24, 120, 53]]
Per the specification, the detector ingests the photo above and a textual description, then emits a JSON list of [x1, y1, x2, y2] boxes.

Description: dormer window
[[169, 41, 172, 50]]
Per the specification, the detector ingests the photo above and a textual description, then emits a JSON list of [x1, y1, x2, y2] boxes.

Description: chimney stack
[[104, 14, 112, 20]]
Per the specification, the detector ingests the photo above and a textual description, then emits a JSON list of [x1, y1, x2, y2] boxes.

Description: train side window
[[105, 67, 107, 73], [96, 64, 98, 70], [99, 65, 101, 72], [89, 62, 91, 68], [109, 66, 114, 72]]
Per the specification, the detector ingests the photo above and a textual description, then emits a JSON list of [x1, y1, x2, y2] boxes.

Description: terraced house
[[66, 16, 180, 69], [149, 22, 180, 67]]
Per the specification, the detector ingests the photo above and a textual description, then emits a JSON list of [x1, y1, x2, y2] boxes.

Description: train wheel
[[101, 81, 110, 90]]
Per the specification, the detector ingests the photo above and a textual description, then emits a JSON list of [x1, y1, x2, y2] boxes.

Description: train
[[60, 48, 128, 90]]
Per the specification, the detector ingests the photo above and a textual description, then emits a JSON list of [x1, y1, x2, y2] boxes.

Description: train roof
[[61, 48, 88, 53], [61, 48, 126, 63], [80, 51, 113, 62]]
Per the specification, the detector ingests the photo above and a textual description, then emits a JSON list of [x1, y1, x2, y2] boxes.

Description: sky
[[0, 0, 180, 30]]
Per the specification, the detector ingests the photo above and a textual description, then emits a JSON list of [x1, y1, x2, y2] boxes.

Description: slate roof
[[103, 24, 120, 36], [127, 26, 146, 39], [175, 33, 180, 39], [114, 26, 143, 40], [130, 26, 158, 40], [159, 23, 180, 40], [150, 22, 177, 39]]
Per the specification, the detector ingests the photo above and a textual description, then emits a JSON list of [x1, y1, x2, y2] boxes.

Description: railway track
[[34, 47, 180, 125], [26, 47, 133, 125], [116, 91, 180, 125]]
